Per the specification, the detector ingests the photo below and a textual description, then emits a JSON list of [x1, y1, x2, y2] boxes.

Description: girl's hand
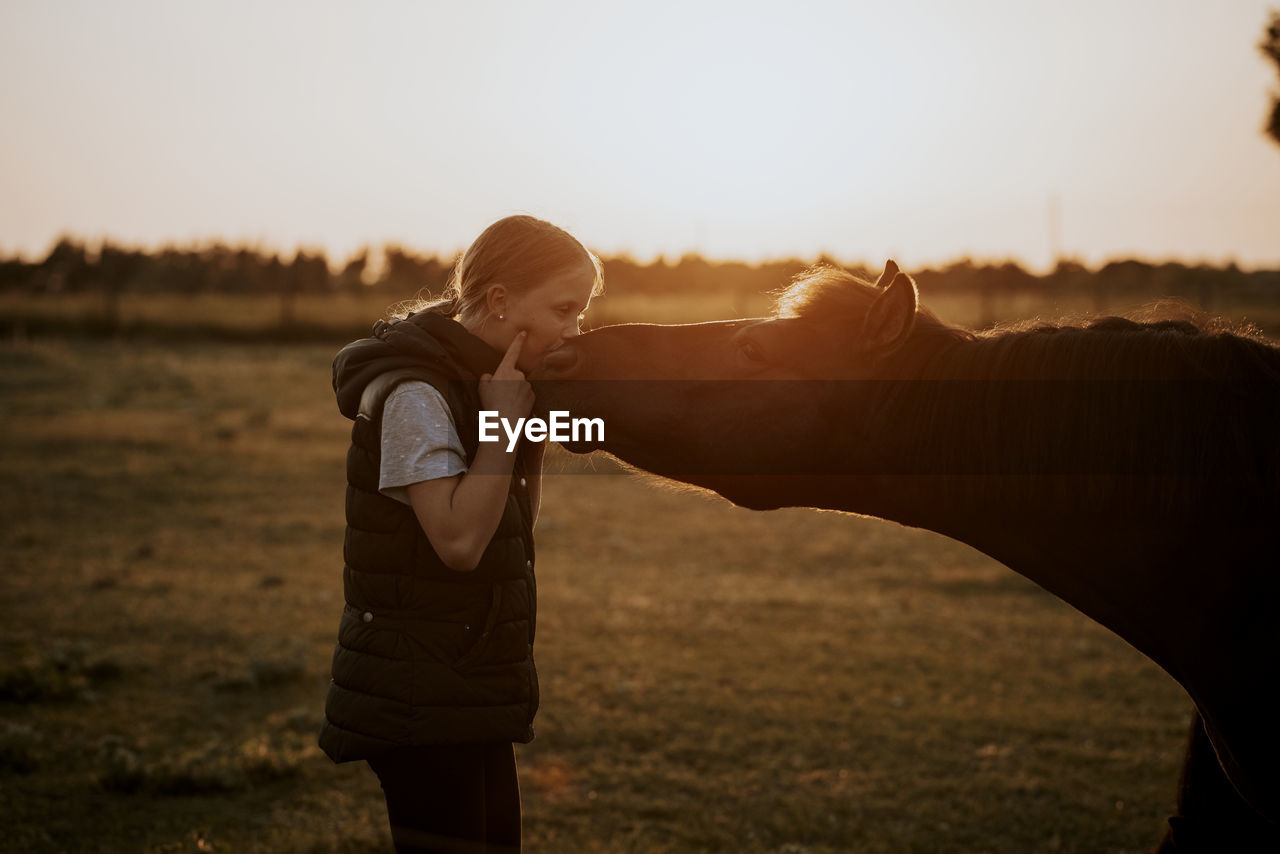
[[479, 331, 535, 425]]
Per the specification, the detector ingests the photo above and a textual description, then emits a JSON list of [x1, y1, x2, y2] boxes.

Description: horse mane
[[783, 271, 1280, 512], [942, 301, 1280, 383], [773, 265, 971, 354], [773, 264, 879, 318], [779, 265, 1278, 382]]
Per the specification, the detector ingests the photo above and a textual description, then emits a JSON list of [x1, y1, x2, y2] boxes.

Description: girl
[[320, 215, 603, 853]]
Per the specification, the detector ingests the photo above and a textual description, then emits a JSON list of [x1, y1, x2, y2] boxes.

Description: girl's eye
[[739, 340, 766, 362]]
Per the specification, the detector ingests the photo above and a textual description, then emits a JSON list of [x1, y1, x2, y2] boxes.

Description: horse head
[[531, 261, 956, 508]]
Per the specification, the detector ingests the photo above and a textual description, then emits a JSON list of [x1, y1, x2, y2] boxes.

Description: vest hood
[[333, 312, 503, 419]]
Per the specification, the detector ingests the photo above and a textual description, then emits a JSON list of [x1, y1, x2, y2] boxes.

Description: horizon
[[3, 1, 1280, 275], [7, 231, 1280, 277]]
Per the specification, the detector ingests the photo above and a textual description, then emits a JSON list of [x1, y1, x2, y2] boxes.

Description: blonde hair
[[404, 215, 603, 321]]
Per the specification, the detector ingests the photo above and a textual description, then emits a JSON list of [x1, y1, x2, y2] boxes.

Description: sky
[[2, 0, 1279, 272]]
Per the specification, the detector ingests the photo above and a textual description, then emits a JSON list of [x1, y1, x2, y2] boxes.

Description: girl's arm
[[407, 442, 519, 572], [408, 332, 533, 572]]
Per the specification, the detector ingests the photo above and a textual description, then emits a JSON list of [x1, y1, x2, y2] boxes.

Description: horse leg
[[1153, 709, 1276, 853]]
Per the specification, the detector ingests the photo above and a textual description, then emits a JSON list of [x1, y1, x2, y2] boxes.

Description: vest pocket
[[452, 584, 503, 671]]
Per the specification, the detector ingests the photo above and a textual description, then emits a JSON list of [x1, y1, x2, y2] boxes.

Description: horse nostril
[[540, 345, 581, 376]]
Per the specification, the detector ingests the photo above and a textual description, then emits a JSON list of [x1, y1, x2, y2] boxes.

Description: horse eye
[[739, 340, 766, 362]]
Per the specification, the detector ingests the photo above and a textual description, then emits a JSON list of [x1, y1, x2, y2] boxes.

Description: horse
[[531, 261, 1280, 851]]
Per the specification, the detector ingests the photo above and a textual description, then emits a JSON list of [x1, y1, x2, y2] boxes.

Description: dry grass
[[0, 338, 1192, 853]]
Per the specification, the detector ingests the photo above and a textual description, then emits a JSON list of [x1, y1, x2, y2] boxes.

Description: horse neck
[[850, 326, 1280, 520], [834, 328, 1280, 678]]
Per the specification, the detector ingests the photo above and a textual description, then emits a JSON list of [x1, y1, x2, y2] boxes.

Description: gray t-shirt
[[379, 381, 468, 506]]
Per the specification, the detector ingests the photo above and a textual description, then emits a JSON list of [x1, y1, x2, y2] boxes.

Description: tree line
[[3, 237, 1277, 311]]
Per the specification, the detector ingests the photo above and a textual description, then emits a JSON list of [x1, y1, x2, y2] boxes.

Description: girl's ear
[[859, 272, 918, 356], [485, 284, 508, 318]]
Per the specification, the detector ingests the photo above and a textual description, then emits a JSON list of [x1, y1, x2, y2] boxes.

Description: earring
[[498, 314, 504, 320]]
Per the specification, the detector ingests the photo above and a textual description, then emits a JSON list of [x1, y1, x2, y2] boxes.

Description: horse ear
[[860, 271, 918, 356], [874, 259, 900, 289]]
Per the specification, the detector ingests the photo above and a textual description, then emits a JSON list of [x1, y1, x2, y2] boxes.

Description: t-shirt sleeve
[[378, 381, 468, 506]]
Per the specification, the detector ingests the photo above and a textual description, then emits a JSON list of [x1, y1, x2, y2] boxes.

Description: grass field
[[1, 333, 1200, 853]]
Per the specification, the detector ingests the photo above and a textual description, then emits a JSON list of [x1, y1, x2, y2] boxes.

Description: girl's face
[[489, 262, 597, 372]]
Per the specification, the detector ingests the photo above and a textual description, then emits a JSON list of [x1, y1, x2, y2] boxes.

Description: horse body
[[533, 262, 1280, 841]]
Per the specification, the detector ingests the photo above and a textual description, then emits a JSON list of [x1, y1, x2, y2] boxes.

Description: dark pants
[[368, 742, 521, 854]]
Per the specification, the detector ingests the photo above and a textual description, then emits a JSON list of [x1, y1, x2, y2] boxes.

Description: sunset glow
[[2, 0, 1279, 271]]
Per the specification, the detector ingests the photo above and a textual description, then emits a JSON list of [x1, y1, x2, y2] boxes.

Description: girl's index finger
[[496, 330, 527, 374]]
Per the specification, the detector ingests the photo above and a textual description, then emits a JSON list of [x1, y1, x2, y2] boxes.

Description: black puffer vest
[[319, 312, 538, 763]]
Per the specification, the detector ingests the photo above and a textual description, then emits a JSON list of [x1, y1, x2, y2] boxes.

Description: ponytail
[[424, 293, 462, 317], [386, 275, 462, 322]]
